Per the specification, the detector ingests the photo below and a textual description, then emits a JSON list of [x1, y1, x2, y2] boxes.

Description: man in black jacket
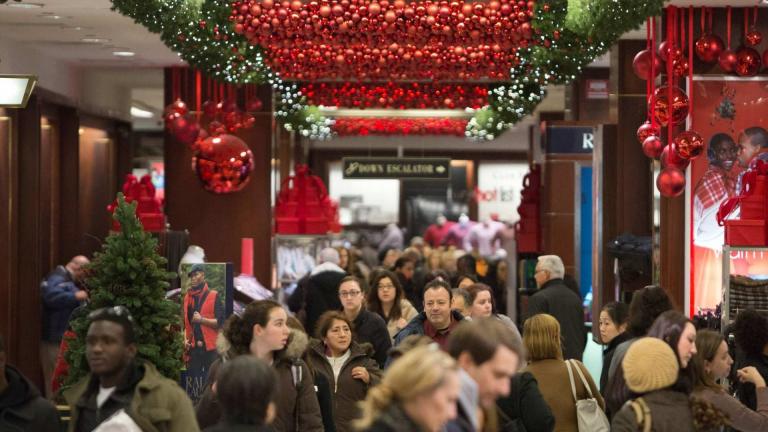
[[526, 255, 587, 361], [0, 333, 61, 432], [338, 275, 391, 367]]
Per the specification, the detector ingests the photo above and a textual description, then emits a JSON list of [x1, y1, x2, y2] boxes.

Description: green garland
[[468, 0, 665, 140], [112, 0, 664, 141]]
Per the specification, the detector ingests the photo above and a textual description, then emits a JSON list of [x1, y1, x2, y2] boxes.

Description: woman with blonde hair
[[356, 345, 461, 432], [523, 314, 603, 432]]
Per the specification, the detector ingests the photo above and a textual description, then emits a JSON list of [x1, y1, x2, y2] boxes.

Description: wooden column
[[58, 107, 81, 263], [163, 68, 273, 285]]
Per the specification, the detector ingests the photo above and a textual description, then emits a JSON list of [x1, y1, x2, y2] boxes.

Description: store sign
[[476, 162, 529, 222], [586, 79, 609, 99], [342, 157, 451, 179], [545, 126, 595, 154]]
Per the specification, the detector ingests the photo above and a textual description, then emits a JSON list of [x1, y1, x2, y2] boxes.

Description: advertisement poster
[[179, 262, 234, 401], [476, 161, 529, 223], [689, 78, 768, 315]]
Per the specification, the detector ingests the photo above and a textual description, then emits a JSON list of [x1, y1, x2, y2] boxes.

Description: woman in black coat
[[496, 371, 555, 432], [598, 301, 630, 393]]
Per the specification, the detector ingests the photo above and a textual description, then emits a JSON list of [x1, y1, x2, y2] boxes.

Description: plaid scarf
[[695, 165, 735, 209]]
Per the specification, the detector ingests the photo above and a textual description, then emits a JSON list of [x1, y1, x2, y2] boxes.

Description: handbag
[[565, 359, 610, 432]]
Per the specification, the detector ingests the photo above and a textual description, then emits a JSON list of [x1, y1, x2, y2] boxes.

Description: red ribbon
[[727, 6, 731, 49]]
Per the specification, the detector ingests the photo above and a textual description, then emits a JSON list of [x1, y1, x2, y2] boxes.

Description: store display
[[274, 164, 341, 235], [107, 174, 165, 232], [515, 164, 541, 253]]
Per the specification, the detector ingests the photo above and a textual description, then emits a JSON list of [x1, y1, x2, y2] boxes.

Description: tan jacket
[[385, 299, 419, 341], [63, 361, 199, 432], [524, 359, 604, 432]]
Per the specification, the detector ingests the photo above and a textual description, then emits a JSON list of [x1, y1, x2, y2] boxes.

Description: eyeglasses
[[88, 305, 134, 323], [339, 290, 362, 298]]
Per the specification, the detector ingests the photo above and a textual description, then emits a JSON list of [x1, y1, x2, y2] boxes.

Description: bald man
[[40, 255, 89, 398]]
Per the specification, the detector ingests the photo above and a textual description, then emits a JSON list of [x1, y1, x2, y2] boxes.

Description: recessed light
[[130, 106, 154, 118], [7, 2, 45, 8], [81, 37, 109, 44], [41, 14, 62, 19], [113, 51, 135, 57]]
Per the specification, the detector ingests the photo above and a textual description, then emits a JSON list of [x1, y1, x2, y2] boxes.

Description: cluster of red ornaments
[[300, 82, 488, 109], [229, 0, 534, 80], [164, 99, 261, 194], [334, 117, 468, 136]]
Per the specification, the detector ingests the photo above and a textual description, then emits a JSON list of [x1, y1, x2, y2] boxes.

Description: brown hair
[[367, 269, 405, 321], [465, 283, 495, 311], [691, 329, 727, 393], [447, 318, 524, 365], [315, 310, 354, 340], [223, 300, 284, 357], [523, 314, 563, 361], [338, 275, 365, 294]]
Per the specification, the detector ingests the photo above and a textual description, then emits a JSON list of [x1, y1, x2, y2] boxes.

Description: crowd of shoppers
[[8, 243, 768, 432]]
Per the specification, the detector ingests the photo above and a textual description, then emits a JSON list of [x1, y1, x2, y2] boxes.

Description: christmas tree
[[63, 193, 182, 387]]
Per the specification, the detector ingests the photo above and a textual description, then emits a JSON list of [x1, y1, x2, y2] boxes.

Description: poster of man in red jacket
[[182, 263, 225, 379]]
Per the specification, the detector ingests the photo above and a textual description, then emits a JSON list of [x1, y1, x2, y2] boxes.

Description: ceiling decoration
[[299, 82, 489, 109], [111, 0, 664, 139]]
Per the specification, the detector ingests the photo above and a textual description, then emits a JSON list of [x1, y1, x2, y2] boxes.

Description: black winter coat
[[735, 352, 768, 411], [599, 332, 631, 395], [525, 279, 586, 361], [496, 372, 555, 432], [0, 365, 60, 432], [352, 310, 392, 368], [305, 268, 347, 336]]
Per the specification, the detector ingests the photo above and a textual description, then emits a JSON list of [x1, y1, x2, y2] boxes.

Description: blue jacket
[[40, 266, 83, 342]]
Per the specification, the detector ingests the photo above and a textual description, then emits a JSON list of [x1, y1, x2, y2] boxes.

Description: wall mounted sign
[[545, 125, 595, 154], [342, 157, 451, 179], [585, 79, 609, 99]]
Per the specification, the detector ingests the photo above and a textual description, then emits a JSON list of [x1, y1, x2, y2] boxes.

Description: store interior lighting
[[0, 75, 37, 108]]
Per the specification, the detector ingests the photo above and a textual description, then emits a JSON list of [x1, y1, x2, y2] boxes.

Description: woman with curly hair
[[196, 300, 322, 432], [366, 269, 418, 341], [733, 309, 768, 410], [355, 345, 460, 432], [692, 329, 768, 431]]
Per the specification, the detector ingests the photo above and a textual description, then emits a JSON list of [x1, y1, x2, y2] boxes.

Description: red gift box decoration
[[107, 174, 166, 232], [719, 160, 768, 246], [274, 164, 341, 235], [515, 164, 542, 253]]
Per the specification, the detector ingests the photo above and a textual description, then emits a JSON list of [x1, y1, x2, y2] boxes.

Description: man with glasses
[[338, 276, 391, 367], [63, 306, 199, 432], [527, 255, 586, 361], [391, 278, 466, 358]]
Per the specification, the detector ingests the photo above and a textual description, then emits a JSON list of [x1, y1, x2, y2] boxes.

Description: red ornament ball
[[695, 34, 724, 63], [657, 167, 686, 197], [719, 49, 738, 72], [658, 40, 681, 62], [746, 29, 763, 47], [172, 114, 201, 146], [192, 134, 254, 194], [661, 144, 690, 170], [671, 56, 689, 77], [651, 86, 689, 126], [246, 98, 264, 112], [165, 99, 188, 116], [735, 46, 762, 77], [673, 130, 705, 160], [202, 100, 220, 118], [632, 49, 662, 80], [636, 121, 660, 144], [642, 135, 665, 159]]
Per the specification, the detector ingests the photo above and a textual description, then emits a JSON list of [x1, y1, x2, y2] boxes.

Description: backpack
[[565, 359, 610, 432]]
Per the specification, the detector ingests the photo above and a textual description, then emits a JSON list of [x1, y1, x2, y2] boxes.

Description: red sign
[[586, 80, 609, 99]]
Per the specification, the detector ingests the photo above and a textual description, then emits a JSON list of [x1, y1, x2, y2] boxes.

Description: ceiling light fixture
[[112, 51, 135, 57], [0, 74, 37, 108], [7, 2, 45, 8], [81, 37, 109, 44], [130, 106, 154, 118]]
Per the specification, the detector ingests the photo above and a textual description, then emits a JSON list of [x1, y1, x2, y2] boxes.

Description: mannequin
[[468, 216, 503, 257], [423, 215, 455, 248], [443, 214, 474, 250]]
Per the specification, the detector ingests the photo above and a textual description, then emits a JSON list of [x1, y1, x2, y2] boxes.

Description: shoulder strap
[[570, 360, 595, 399], [565, 359, 579, 402], [630, 398, 652, 432]]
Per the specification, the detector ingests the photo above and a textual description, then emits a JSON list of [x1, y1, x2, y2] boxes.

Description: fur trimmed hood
[[216, 326, 309, 361]]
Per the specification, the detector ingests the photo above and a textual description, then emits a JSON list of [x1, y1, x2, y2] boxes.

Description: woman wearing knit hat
[[522, 314, 604, 432], [692, 329, 768, 432], [611, 337, 694, 431]]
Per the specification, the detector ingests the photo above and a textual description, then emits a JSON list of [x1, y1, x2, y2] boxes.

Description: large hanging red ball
[[172, 114, 201, 146], [192, 134, 254, 194], [661, 144, 690, 170], [735, 47, 762, 76], [637, 121, 660, 144], [695, 34, 724, 63], [658, 40, 681, 63], [632, 49, 662, 80], [642, 135, 665, 159], [651, 86, 689, 126], [719, 49, 738, 72], [673, 130, 705, 160], [657, 167, 686, 197], [164, 99, 188, 116]]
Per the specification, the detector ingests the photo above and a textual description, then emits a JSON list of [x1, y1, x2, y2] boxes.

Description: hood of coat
[[308, 338, 374, 359], [217, 326, 310, 361], [310, 261, 345, 277], [0, 365, 38, 410]]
